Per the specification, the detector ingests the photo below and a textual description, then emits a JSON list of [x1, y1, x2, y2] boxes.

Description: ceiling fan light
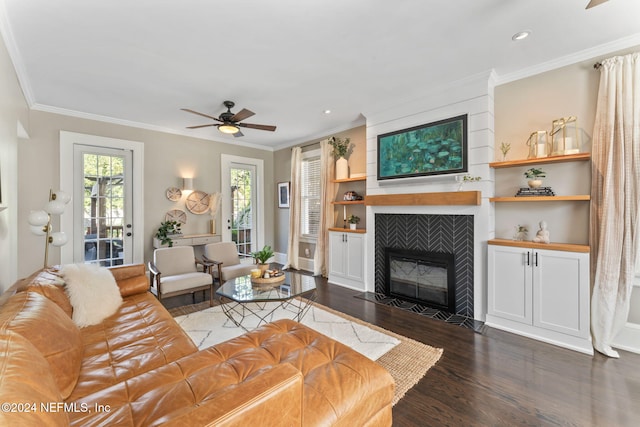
[[219, 123, 239, 134]]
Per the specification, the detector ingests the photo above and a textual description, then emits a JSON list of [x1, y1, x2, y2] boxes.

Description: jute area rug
[[170, 300, 443, 405]]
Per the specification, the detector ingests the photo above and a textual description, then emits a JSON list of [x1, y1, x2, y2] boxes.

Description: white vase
[[528, 179, 543, 188], [336, 157, 349, 180], [349, 223, 357, 230]]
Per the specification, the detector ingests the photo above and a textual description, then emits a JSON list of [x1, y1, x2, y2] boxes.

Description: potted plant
[[155, 220, 182, 247], [347, 214, 360, 230], [251, 245, 274, 273], [328, 136, 353, 180], [524, 167, 546, 188]]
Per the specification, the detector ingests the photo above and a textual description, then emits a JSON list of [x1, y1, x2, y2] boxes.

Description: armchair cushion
[[160, 272, 213, 295], [204, 242, 254, 282], [154, 246, 197, 276]]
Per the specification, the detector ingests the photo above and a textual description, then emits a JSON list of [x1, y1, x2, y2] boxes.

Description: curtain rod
[[291, 141, 321, 150], [594, 62, 602, 70]]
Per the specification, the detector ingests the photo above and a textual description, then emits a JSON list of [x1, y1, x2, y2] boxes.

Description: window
[[301, 150, 321, 238]]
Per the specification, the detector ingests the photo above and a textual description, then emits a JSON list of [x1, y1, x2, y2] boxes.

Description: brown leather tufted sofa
[[0, 264, 394, 426]]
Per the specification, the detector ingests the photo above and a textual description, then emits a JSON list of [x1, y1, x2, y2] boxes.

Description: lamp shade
[[30, 224, 47, 236], [28, 210, 49, 226], [50, 232, 68, 247], [53, 190, 71, 204], [46, 199, 66, 215], [183, 178, 193, 191]]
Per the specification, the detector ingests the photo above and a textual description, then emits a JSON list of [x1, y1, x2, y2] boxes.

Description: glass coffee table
[[216, 271, 317, 331]]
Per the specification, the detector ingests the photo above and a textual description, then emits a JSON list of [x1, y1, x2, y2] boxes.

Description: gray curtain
[[590, 52, 640, 358]]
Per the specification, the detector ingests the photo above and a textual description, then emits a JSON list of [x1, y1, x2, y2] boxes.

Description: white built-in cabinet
[[487, 242, 592, 354], [328, 230, 365, 290]]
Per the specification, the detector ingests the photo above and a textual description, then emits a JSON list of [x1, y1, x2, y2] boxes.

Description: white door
[[60, 131, 144, 265], [74, 145, 133, 266], [220, 155, 264, 258]]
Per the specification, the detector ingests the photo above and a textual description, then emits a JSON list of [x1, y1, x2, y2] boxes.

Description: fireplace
[[385, 248, 456, 312], [375, 214, 474, 317]]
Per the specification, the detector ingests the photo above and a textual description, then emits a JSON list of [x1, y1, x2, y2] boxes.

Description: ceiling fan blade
[[238, 122, 277, 132], [186, 124, 217, 129], [586, 0, 608, 9], [230, 108, 255, 122], [181, 108, 222, 122], [233, 130, 244, 138]]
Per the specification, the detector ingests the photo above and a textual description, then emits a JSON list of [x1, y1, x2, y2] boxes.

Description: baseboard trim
[[612, 322, 640, 355]]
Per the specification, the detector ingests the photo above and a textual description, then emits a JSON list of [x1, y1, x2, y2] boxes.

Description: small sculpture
[[533, 220, 550, 244]]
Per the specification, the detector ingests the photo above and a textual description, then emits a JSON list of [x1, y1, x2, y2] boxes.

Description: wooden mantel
[[365, 191, 481, 206]]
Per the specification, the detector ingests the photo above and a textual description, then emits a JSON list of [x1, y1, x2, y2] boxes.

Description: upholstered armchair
[[202, 242, 255, 285], [149, 246, 213, 306]]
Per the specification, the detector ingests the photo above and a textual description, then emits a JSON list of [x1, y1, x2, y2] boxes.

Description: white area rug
[[174, 302, 401, 361]]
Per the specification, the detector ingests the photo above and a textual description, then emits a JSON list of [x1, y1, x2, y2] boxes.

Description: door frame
[[59, 131, 144, 265], [220, 154, 264, 252]]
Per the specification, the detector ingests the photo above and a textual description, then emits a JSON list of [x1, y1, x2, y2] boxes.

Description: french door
[[221, 154, 265, 258], [74, 145, 132, 266], [59, 131, 144, 265]]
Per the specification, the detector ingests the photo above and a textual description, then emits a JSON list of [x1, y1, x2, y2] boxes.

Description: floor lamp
[[28, 189, 71, 268]]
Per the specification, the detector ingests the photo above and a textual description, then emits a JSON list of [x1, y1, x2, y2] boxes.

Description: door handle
[[534, 252, 539, 267], [126, 232, 132, 237], [526, 251, 530, 266]]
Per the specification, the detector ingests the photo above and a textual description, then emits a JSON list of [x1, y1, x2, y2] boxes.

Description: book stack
[[515, 187, 555, 197]]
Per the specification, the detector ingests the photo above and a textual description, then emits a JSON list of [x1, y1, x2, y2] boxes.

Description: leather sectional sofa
[[0, 264, 394, 426]]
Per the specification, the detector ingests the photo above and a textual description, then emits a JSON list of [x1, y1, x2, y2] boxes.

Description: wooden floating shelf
[[332, 200, 365, 205], [332, 176, 366, 183], [488, 238, 589, 253], [328, 227, 366, 234], [490, 195, 590, 202], [490, 153, 590, 169], [365, 191, 481, 206]]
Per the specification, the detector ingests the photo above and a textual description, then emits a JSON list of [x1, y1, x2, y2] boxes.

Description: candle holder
[[551, 116, 579, 156], [526, 131, 549, 159]]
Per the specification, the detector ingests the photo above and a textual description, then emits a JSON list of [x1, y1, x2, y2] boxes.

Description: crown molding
[[0, 0, 36, 106], [30, 103, 274, 151], [495, 32, 640, 86], [272, 115, 366, 151]]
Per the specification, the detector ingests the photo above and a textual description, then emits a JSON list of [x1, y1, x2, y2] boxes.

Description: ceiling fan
[[586, 0, 609, 9], [182, 100, 277, 137]]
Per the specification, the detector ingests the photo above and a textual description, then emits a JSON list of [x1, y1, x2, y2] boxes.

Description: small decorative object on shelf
[[455, 174, 481, 191], [328, 136, 353, 180], [526, 131, 549, 159], [524, 167, 546, 188], [532, 220, 550, 244], [515, 187, 555, 197], [155, 220, 182, 247], [513, 224, 529, 241], [343, 191, 363, 201], [551, 116, 579, 156], [499, 142, 511, 161], [347, 214, 360, 230]]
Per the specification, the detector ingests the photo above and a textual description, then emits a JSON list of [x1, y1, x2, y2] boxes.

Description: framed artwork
[[377, 114, 468, 181], [278, 182, 290, 208]]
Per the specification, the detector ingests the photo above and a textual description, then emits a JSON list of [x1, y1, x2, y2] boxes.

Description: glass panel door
[[230, 164, 256, 258], [75, 146, 133, 266]]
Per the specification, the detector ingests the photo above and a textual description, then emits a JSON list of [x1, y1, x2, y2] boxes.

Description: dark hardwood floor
[[165, 275, 640, 427]]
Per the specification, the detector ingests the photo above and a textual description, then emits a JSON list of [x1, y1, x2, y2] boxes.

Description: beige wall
[[273, 125, 366, 258], [17, 111, 274, 278], [0, 34, 29, 292]]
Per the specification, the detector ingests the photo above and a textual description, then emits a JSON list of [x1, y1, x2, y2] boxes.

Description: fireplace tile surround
[[375, 213, 475, 317]]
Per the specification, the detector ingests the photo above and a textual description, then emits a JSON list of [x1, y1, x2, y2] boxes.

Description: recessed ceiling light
[[323, 109, 331, 114], [512, 30, 531, 41]]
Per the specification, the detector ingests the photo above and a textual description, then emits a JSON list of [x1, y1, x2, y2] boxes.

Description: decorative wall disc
[[185, 190, 211, 215], [166, 187, 182, 201], [165, 209, 187, 224]]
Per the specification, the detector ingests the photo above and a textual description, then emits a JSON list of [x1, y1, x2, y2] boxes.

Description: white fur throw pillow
[[62, 264, 123, 327]]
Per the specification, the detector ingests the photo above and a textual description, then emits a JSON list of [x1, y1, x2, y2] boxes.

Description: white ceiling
[[1, 0, 640, 150]]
